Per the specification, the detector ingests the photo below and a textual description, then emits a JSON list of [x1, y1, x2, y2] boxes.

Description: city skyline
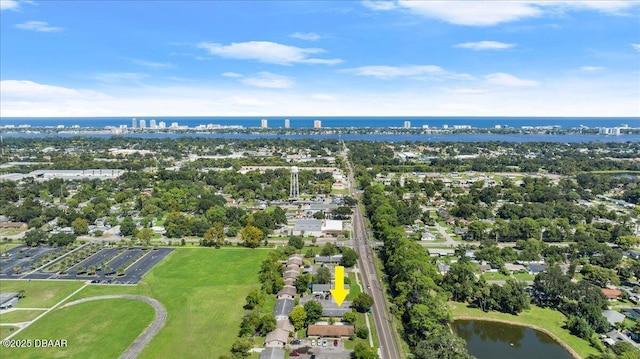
[[1, 1, 639, 117]]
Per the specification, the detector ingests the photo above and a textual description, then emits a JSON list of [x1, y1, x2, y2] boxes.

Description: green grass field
[[2, 299, 155, 359], [0, 326, 19, 339], [0, 310, 46, 323], [0, 280, 85, 308], [449, 302, 599, 358], [64, 248, 269, 358]]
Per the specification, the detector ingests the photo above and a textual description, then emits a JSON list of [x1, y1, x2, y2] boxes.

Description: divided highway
[[343, 143, 402, 359]]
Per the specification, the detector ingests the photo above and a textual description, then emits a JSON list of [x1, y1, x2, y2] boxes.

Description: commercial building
[[261, 119, 268, 128], [284, 119, 290, 128], [404, 121, 411, 129], [0, 292, 19, 309], [314, 120, 322, 129]]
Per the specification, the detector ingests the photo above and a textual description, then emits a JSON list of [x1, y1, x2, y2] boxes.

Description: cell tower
[[290, 166, 299, 200]]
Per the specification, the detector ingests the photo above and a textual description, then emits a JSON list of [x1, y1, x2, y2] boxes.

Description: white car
[[311, 340, 316, 346], [322, 339, 327, 347]]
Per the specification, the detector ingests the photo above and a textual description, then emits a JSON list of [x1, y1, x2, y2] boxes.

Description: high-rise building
[[290, 166, 299, 199], [404, 121, 411, 129], [139, 119, 146, 129], [150, 119, 157, 129], [158, 121, 166, 129], [132, 118, 137, 129], [261, 119, 268, 128], [284, 119, 290, 128], [314, 120, 322, 129]]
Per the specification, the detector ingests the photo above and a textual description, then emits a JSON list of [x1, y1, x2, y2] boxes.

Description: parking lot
[[5, 246, 174, 284], [0, 245, 64, 277], [289, 339, 351, 359]]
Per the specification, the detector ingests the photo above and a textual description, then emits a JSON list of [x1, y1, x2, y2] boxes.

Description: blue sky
[[1, 0, 639, 117]]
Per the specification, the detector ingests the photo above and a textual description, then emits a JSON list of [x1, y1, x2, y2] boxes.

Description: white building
[[149, 119, 157, 129], [284, 119, 290, 128], [132, 118, 137, 129], [314, 120, 322, 129], [261, 119, 268, 128], [158, 121, 166, 129], [404, 121, 411, 129], [599, 127, 621, 135], [139, 119, 146, 129]]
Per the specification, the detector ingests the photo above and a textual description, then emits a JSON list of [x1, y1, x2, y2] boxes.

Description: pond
[[452, 320, 575, 359]]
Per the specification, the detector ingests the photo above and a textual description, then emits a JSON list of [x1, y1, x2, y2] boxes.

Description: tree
[[136, 228, 153, 244], [230, 338, 252, 359], [567, 315, 594, 339], [340, 247, 359, 267], [244, 289, 265, 310], [257, 314, 276, 336], [24, 229, 48, 247], [71, 217, 89, 235], [353, 342, 379, 359], [304, 300, 323, 326], [294, 273, 312, 294], [313, 267, 332, 284], [333, 206, 353, 219], [320, 242, 338, 256], [120, 216, 137, 236], [343, 311, 357, 324], [443, 258, 477, 303], [201, 222, 225, 248], [240, 225, 263, 248], [289, 306, 307, 330], [351, 293, 374, 313], [288, 235, 305, 250], [414, 330, 474, 359]]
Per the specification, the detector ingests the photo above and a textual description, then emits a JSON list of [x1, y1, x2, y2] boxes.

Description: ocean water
[[1, 116, 638, 129]]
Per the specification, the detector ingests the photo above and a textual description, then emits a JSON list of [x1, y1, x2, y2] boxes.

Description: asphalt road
[[344, 143, 401, 359]]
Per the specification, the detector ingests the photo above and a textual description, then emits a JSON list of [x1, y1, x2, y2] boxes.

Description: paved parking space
[[15, 247, 173, 284], [0, 246, 63, 277]]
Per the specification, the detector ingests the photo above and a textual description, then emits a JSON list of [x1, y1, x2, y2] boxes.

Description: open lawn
[[346, 272, 362, 301], [0, 280, 85, 308], [1, 241, 24, 253], [0, 310, 46, 323], [0, 326, 19, 339], [2, 299, 154, 359], [64, 248, 269, 358], [0, 228, 26, 236], [449, 302, 599, 359]]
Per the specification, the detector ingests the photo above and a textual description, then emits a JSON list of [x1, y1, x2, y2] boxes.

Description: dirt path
[[60, 295, 166, 359]]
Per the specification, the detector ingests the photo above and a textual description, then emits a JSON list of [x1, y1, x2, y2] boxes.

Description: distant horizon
[[2, 115, 639, 119]]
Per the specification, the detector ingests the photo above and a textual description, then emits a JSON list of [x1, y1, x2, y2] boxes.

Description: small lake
[[452, 320, 574, 359]]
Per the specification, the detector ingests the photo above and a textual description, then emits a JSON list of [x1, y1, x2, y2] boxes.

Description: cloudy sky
[[1, 0, 639, 117]]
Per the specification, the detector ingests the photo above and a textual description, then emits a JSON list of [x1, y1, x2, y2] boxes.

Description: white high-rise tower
[[290, 166, 299, 200], [284, 119, 290, 128]]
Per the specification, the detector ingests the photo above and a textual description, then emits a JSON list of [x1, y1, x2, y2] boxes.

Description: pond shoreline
[[453, 316, 582, 359]]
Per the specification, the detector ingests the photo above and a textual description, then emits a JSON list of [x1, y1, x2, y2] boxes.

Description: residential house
[[602, 310, 625, 327], [314, 255, 342, 264], [277, 285, 297, 300], [273, 298, 295, 321], [265, 329, 289, 348], [602, 288, 622, 300], [260, 348, 285, 359], [307, 325, 355, 338]]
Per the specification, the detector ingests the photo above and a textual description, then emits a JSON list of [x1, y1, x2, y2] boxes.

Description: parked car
[[290, 351, 300, 357], [291, 339, 301, 345], [334, 339, 339, 347], [322, 339, 327, 347], [311, 340, 316, 346]]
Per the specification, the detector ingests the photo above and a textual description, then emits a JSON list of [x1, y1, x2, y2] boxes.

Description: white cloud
[[221, 72, 243, 78], [394, 1, 542, 26], [448, 88, 489, 94], [197, 41, 342, 65], [365, 1, 640, 26], [0, 80, 111, 101], [131, 59, 173, 69], [240, 72, 294, 89], [311, 94, 336, 101], [580, 66, 605, 71], [15, 21, 63, 32], [632, 44, 640, 52], [290, 32, 322, 41], [455, 41, 515, 50], [485, 72, 540, 87], [341, 65, 444, 79], [94, 72, 149, 83], [362, 0, 398, 11], [0, 0, 20, 11]]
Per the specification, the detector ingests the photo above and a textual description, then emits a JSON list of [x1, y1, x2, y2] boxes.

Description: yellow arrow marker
[[330, 265, 349, 307]]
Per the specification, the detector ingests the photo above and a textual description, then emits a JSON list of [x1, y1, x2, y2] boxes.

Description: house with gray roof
[[273, 298, 295, 321], [265, 329, 289, 348], [260, 348, 285, 359], [603, 310, 625, 327], [277, 285, 297, 300], [314, 255, 342, 264]]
